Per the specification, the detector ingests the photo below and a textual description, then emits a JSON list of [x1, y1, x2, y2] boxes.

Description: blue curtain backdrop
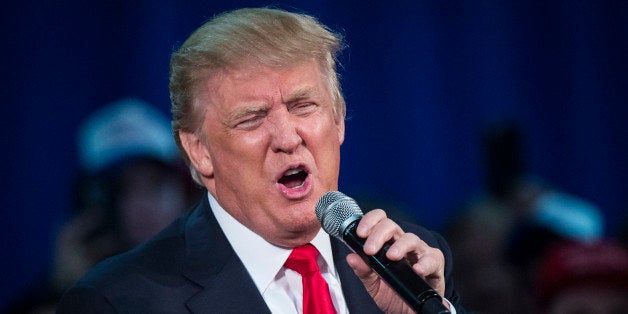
[[2, 0, 626, 306]]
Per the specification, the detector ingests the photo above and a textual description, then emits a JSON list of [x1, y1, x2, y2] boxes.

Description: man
[[58, 7, 463, 313]]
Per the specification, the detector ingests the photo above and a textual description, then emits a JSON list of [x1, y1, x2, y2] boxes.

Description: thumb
[[346, 253, 380, 288]]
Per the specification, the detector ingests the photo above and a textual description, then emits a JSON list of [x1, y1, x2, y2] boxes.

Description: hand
[[345, 209, 449, 314]]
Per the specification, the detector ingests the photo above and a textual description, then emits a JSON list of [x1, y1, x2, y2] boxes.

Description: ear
[[179, 131, 214, 178], [336, 118, 345, 145]]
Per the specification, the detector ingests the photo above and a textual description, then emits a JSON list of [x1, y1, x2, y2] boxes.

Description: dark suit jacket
[[57, 195, 463, 313]]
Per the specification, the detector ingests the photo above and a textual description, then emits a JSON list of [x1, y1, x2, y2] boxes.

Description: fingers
[[354, 209, 447, 297], [356, 209, 403, 255], [357, 210, 427, 261], [411, 245, 444, 278], [346, 253, 373, 277]]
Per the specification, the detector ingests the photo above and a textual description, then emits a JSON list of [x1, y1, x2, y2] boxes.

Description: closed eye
[[289, 102, 318, 116], [232, 109, 268, 130], [229, 106, 269, 130], [234, 112, 266, 130]]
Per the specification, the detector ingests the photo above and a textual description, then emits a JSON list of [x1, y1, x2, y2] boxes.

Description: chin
[[284, 228, 321, 247], [281, 213, 320, 234], [286, 212, 319, 230]]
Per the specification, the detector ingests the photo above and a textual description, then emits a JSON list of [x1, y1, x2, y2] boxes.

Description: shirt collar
[[207, 192, 337, 294]]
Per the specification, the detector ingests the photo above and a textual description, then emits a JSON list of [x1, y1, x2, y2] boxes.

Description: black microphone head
[[315, 191, 363, 238]]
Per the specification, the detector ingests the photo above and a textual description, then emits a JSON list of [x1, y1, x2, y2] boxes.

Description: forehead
[[200, 60, 329, 108]]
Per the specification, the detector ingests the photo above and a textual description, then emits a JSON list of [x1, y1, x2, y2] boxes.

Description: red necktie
[[285, 244, 337, 314]]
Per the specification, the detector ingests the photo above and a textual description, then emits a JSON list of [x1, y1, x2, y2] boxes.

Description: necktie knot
[[285, 244, 321, 275]]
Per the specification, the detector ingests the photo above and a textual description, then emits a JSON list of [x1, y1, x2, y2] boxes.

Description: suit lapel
[[185, 253, 270, 313], [181, 197, 271, 313], [178, 196, 381, 313], [331, 237, 382, 313]]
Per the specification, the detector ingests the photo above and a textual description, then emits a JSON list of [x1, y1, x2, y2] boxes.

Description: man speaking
[[58, 7, 463, 313]]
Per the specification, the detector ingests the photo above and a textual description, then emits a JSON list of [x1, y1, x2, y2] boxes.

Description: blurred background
[[2, 0, 627, 313]]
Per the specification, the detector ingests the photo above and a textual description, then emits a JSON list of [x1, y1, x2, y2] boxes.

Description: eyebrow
[[282, 86, 320, 103], [227, 105, 268, 123]]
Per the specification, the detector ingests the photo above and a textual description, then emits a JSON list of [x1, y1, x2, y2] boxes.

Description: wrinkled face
[[181, 60, 345, 247]]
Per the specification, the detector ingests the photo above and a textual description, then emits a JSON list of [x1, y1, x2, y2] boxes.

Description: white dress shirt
[[208, 192, 456, 314], [208, 192, 349, 314]]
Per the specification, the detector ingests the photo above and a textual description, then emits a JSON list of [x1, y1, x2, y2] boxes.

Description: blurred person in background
[[535, 239, 628, 314], [4, 98, 200, 313], [444, 123, 605, 314], [53, 98, 201, 290]]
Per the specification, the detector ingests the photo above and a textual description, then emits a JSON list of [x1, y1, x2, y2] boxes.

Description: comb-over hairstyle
[[169, 7, 346, 185]]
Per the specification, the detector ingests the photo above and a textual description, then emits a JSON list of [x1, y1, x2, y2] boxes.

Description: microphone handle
[[342, 219, 451, 314]]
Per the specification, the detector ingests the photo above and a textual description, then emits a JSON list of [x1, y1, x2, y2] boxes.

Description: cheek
[[302, 112, 338, 140], [210, 133, 271, 187], [305, 121, 342, 179], [313, 118, 343, 151], [217, 125, 270, 153]]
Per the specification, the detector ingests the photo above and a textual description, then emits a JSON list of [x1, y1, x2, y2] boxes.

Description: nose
[[270, 110, 302, 154]]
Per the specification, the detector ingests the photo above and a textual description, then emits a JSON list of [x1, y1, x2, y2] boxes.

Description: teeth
[[285, 169, 301, 176]]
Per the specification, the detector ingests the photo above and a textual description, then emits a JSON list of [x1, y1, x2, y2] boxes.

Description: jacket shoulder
[[57, 213, 195, 313]]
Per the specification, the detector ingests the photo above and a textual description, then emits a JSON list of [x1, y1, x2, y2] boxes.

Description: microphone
[[316, 191, 451, 314]]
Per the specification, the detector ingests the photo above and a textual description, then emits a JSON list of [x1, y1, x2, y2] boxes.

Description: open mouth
[[278, 167, 309, 189]]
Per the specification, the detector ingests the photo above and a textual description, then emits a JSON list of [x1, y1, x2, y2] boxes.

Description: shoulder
[[57, 212, 192, 313], [89, 215, 188, 282]]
